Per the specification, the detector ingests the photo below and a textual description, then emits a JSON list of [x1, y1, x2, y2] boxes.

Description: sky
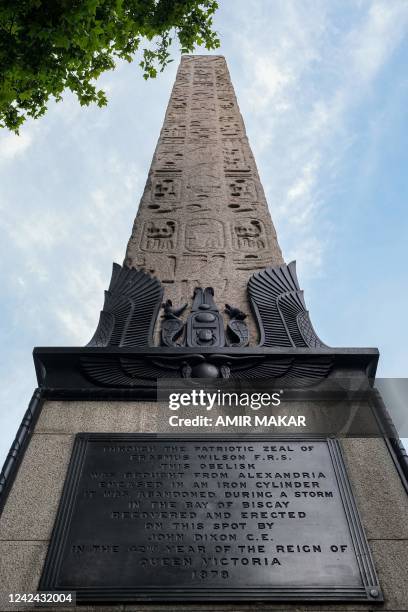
[[1, 0, 408, 464]]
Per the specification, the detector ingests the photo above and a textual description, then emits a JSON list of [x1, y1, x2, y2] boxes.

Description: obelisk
[[125, 55, 283, 338]]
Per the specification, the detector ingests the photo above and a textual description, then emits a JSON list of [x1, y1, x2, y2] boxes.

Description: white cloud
[[0, 130, 33, 162], [227, 0, 408, 277], [348, 2, 408, 83], [4, 210, 70, 250], [287, 159, 319, 203], [56, 309, 94, 345]]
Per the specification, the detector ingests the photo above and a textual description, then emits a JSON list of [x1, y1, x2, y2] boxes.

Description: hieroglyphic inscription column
[[124, 55, 284, 331]]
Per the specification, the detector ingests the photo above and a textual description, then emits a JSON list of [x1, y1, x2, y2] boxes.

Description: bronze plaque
[[40, 434, 382, 603]]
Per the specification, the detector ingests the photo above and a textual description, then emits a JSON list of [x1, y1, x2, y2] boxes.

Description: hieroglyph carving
[[149, 177, 181, 212], [185, 220, 225, 252], [141, 220, 177, 252], [184, 170, 223, 210], [220, 119, 242, 137], [232, 220, 267, 252], [155, 147, 183, 172], [177, 254, 226, 280], [162, 124, 186, 140], [228, 176, 256, 198], [223, 141, 251, 173]]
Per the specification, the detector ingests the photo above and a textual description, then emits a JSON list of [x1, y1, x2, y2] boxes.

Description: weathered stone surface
[[124, 55, 284, 342], [36, 400, 160, 434], [0, 542, 47, 611], [0, 434, 73, 540], [341, 437, 408, 539], [0, 403, 162, 541], [0, 542, 122, 612], [0, 540, 122, 611], [370, 540, 408, 610]]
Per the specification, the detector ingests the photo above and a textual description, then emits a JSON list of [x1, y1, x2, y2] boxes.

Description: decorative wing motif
[[248, 261, 327, 348], [87, 263, 163, 348], [80, 353, 333, 387], [80, 355, 181, 387], [213, 355, 294, 380], [120, 356, 183, 379], [80, 260, 332, 387]]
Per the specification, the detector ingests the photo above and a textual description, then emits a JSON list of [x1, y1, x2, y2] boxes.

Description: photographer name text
[[168, 414, 306, 428]]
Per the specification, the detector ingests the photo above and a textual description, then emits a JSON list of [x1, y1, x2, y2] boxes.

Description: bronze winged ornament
[[81, 261, 332, 386], [87, 263, 163, 348], [248, 261, 327, 348]]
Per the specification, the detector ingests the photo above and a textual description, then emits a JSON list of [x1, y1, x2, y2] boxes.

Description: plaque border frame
[[39, 433, 383, 603]]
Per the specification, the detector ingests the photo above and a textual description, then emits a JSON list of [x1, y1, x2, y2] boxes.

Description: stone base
[[1, 398, 408, 611]]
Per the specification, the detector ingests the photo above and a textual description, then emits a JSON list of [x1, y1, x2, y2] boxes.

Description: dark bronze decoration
[[79, 351, 334, 385], [81, 261, 333, 385], [87, 263, 163, 348], [248, 261, 327, 348], [161, 292, 249, 350], [34, 344, 379, 394], [0, 388, 44, 515], [160, 299, 187, 347], [225, 303, 249, 347], [186, 287, 225, 347]]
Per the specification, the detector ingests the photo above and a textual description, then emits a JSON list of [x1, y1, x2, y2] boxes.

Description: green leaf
[[0, 0, 220, 132]]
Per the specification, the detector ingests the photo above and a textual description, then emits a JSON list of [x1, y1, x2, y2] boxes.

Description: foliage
[[0, 0, 220, 132]]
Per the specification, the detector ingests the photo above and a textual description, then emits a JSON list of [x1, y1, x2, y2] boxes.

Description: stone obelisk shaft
[[125, 55, 283, 329]]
